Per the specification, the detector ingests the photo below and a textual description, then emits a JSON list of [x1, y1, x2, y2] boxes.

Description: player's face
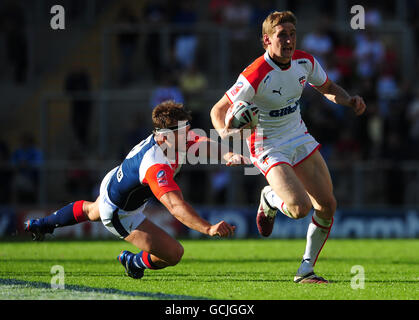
[[172, 124, 190, 152], [159, 123, 190, 156], [266, 23, 296, 63]]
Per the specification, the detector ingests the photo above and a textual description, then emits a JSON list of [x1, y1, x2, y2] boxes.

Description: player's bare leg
[[24, 197, 101, 240], [117, 218, 184, 279], [257, 163, 312, 237], [293, 150, 336, 283]]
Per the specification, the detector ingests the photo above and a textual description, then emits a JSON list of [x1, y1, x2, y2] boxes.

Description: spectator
[[150, 72, 184, 109], [354, 30, 385, 80], [11, 133, 43, 204], [334, 35, 356, 88], [301, 21, 333, 67], [171, 0, 198, 69], [64, 69, 93, 149], [115, 6, 139, 85], [365, 4, 382, 28], [179, 64, 208, 129], [221, 0, 252, 74], [376, 70, 399, 118], [209, 0, 231, 25]]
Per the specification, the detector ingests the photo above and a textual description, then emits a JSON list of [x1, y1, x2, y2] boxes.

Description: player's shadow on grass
[[0, 278, 210, 300]]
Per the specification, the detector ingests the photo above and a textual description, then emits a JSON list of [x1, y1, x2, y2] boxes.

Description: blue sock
[[38, 201, 86, 230], [132, 251, 162, 270]]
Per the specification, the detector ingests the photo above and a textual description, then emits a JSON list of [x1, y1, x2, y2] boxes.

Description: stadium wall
[[1, 204, 418, 239]]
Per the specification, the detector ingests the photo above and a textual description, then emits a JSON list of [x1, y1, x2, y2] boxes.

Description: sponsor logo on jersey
[[272, 87, 282, 95], [157, 170, 165, 178], [157, 170, 168, 186], [269, 101, 299, 117], [117, 166, 124, 182], [230, 81, 244, 96]]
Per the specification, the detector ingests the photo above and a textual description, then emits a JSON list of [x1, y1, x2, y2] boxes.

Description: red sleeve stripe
[[241, 55, 273, 93], [225, 93, 233, 104], [312, 75, 329, 88]]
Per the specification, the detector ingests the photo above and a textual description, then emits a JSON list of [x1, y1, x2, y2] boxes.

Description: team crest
[[299, 76, 306, 87]]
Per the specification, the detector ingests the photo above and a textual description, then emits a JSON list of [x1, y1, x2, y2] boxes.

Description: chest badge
[[299, 76, 307, 87]]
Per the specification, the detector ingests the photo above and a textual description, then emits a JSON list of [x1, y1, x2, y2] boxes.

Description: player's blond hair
[[261, 11, 297, 49]]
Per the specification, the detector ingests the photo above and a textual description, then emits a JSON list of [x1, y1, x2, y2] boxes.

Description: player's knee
[[289, 201, 312, 219], [167, 243, 184, 266]]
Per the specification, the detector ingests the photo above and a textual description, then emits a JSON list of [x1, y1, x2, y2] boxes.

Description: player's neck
[[269, 54, 291, 70]]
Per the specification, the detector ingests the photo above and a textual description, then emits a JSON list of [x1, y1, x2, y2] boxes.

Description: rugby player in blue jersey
[[25, 100, 246, 279]]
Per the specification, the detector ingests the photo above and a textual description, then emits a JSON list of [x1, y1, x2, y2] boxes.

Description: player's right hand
[[208, 221, 236, 237]]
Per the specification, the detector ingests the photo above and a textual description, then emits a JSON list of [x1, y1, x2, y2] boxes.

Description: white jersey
[[225, 50, 328, 140], [225, 50, 328, 172]]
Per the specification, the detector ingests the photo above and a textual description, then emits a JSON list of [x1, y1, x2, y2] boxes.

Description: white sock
[[301, 212, 333, 270], [265, 189, 293, 218]]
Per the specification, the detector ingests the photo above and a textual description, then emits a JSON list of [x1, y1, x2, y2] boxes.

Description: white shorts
[[247, 128, 320, 177], [99, 167, 147, 239]]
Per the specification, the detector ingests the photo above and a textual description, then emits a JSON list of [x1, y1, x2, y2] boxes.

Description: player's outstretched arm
[[159, 190, 235, 237], [210, 95, 251, 139], [315, 79, 367, 116]]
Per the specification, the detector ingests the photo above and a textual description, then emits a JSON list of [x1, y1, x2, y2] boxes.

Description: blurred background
[[0, 0, 418, 239]]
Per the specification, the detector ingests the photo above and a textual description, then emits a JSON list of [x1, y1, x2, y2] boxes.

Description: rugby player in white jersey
[[211, 11, 366, 283], [25, 100, 245, 279]]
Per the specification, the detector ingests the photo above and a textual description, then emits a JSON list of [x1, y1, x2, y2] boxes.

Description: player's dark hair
[[152, 100, 192, 130], [261, 11, 297, 49]]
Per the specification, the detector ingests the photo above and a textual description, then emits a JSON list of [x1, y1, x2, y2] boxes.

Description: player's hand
[[208, 221, 236, 237], [220, 115, 253, 140], [226, 153, 251, 166], [348, 95, 366, 116]]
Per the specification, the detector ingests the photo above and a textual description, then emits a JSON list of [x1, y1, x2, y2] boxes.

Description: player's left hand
[[348, 95, 366, 116], [226, 153, 251, 166]]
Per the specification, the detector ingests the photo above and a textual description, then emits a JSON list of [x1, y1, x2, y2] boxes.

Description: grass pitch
[[0, 239, 418, 300]]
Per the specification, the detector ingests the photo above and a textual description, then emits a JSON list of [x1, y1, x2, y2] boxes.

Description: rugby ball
[[225, 101, 259, 129]]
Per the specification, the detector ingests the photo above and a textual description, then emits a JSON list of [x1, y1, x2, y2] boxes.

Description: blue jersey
[[106, 134, 182, 211]]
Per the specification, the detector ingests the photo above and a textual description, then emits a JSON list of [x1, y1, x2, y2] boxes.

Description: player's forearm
[[323, 82, 351, 107], [210, 105, 226, 133], [170, 201, 211, 235]]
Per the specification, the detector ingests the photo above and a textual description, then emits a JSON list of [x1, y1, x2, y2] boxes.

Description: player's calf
[[24, 200, 90, 240], [314, 196, 337, 220]]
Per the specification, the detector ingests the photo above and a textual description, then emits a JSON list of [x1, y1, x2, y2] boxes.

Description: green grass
[[0, 239, 418, 300]]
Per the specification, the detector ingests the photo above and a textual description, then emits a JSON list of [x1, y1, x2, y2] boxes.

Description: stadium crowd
[[0, 0, 418, 208]]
